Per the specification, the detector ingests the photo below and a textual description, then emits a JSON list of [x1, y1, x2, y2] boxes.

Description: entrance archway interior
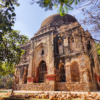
[[39, 61, 47, 83], [59, 63, 66, 82]]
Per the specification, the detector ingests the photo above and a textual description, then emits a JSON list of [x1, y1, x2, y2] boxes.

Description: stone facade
[[15, 14, 100, 91]]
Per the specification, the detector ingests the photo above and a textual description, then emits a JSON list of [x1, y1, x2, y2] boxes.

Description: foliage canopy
[[0, 0, 29, 75], [31, 0, 80, 16]]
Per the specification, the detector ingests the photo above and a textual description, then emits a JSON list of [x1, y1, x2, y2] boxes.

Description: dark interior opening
[[39, 61, 47, 83], [87, 41, 91, 50]]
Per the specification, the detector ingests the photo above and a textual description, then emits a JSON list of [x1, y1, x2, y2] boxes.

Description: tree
[[96, 43, 100, 62], [79, 0, 100, 35], [0, 74, 13, 89], [0, 0, 29, 95], [78, 0, 100, 62], [0, 0, 19, 33], [0, 0, 29, 75], [31, 0, 81, 16], [0, 30, 29, 75]]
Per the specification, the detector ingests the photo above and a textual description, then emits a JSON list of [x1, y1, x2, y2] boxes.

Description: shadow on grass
[[0, 97, 24, 100], [0, 91, 8, 93], [0, 97, 82, 100]]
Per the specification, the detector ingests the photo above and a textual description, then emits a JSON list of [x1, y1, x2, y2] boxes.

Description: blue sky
[[13, 0, 84, 39]]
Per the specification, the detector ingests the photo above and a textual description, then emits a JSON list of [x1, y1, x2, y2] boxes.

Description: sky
[[13, 0, 84, 39]]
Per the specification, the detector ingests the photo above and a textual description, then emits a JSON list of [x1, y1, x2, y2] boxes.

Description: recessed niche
[[41, 50, 44, 55]]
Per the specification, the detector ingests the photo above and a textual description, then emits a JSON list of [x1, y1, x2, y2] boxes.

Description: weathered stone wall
[[65, 53, 94, 83], [15, 18, 100, 91], [56, 82, 97, 91], [15, 82, 55, 91], [31, 33, 54, 78], [15, 81, 96, 92]]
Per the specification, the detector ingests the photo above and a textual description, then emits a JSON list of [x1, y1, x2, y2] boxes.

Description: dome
[[41, 13, 77, 28]]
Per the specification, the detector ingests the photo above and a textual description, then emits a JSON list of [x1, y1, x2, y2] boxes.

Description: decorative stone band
[[27, 77, 33, 83], [94, 74, 100, 82], [45, 74, 56, 81]]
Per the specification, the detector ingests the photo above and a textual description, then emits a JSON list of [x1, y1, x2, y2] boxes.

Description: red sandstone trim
[[46, 74, 56, 81], [94, 74, 100, 82], [27, 77, 33, 82], [45, 74, 56, 77]]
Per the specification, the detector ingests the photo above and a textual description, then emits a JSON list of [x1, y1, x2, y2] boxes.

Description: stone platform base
[[15, 82, 97, 92], [15, 82, 55, 91], [56, 82, 97, 92]]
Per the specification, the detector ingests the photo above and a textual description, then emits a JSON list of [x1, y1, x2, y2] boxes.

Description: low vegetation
[[0, 74, 13, 89]]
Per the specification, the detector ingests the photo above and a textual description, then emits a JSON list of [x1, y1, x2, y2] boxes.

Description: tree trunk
[[11, 72, 17, 95]]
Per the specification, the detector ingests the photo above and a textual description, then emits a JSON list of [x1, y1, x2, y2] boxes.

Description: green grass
[[0, 91, 8, 93]]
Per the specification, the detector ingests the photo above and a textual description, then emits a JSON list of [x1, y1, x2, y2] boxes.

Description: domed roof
[[41, 13, 77, 28]]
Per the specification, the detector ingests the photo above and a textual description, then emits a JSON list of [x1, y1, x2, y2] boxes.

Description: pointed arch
[[38, 60, 47, 83], [59, 62, 66, 82], [70, 61, 80, 82], [34, 43, 47, 53]]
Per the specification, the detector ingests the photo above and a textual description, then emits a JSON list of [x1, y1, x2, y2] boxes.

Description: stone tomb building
[[15, 14, 100, 91]]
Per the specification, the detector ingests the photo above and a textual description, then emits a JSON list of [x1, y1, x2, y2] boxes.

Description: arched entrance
[[70, 61, 80, 82], [39, 61, 47, 83], [59, 63, 66, 82]]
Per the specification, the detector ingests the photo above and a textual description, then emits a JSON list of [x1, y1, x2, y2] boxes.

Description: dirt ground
[[0, 89, 100, 100]]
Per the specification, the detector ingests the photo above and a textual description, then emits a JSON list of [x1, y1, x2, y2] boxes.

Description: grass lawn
[[0, 90, 8, 93]]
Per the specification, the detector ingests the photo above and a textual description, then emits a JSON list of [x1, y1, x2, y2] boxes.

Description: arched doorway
[[59, 63, 66, 82], [39, 61, 47, 83], [70, 61, 80, 82]]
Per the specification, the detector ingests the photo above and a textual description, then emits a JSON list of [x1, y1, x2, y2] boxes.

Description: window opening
[[87, 40, 91, 50], [41, 50, 44, 55], [58, 39, 63, 54], [59, 63, 66, 82], [70, 37, 74, 53]]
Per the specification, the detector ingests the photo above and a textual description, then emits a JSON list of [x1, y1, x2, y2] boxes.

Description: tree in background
[[0, 74, 13, 89], [96, 43, 100, 62], [77, 0, 100, 62], [79, 0, 100, 36]]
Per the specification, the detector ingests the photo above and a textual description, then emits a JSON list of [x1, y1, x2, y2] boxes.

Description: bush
[[0, 74, 13, 89]]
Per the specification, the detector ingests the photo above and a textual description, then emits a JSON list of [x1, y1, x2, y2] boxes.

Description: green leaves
[[0, 0, 19, 34], [12, 13, 16, 16], [0, 30, 29, 75], [55, 4, 58, 9], [34, 0, 80, 16], [5, 2, 9, 7], [95, 42, 100, 62], [0, 74, 13, 89], [0, 0, 28, 75], [75, 0, 77, 5], [8, 14, 11, 20], [57, 3, 73, 16]]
